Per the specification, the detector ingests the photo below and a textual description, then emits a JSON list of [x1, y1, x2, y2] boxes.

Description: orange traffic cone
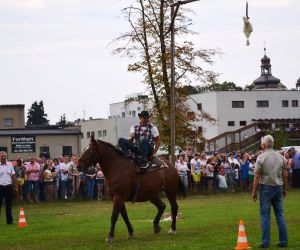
[[235, 220, 251, 249], [18, 207, 27, 227]]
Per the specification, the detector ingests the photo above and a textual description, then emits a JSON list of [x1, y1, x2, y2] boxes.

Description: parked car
[[281, 146, 300, 153]]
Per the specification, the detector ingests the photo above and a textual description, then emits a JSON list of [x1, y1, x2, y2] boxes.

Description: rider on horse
[[118, 111, 161, 169]]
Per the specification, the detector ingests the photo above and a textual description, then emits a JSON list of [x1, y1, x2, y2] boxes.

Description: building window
[[0, 146, 7, 152], [137, 107, 141, 111], [62, 146, 72, 156], [257, 100, 269, 108], [98, 130, 102, 138], [292, 100, 298, 107], [228, 121, 235, 126], [232, 101, 244, 108], [122, 112, 125, 117], [282, 100, 289, 107], [197, 103, 202, 110], [91, 131, 95, 138], [87, 132, 90, 138], [3, 118, 13, 127], [132, 111, 136, 117], [240, 121, 247, 126], [103, 130, 107, 137], [40, 147, 50, 159]]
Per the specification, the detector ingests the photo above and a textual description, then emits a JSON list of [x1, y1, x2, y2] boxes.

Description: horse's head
[[77, 136, 99, 172]]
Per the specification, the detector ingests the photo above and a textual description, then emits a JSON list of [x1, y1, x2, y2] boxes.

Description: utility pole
[[169, 0, 200, 165]]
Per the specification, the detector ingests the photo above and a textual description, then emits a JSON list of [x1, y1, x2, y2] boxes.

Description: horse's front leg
[[120, 203, 134, 239], [106, 196, 123, 243]]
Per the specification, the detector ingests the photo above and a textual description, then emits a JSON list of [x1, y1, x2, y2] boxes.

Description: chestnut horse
[[77, 137, 179, 242]]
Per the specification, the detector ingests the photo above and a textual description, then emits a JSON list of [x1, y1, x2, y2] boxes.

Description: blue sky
[[0, 0, 299, 123]]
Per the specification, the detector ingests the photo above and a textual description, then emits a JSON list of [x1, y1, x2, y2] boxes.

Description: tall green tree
[[112, 0, 218, 149], [183, 81, 243, 94], [26, 101, 49, 126]]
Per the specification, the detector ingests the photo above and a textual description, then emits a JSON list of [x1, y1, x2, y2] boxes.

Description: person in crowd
[[60, 156, 70, 200], [95, 163, 105, 201], [233, 164, 240, 192], [118, 111, 161, 169], [252, 135, 288, 248], [218, 167, 227, 191], [190, 153, 201, 192], [229, 153, 240, 167], [212, 154, 221, 191], [176, 154, 190, 197], [184, 155, 193, 190], [206, 158, 214, 193], [289, 147, 300, 188], [44, 163, 54, 201], [70, 155, 81, 199], [284, 151, 293, 188], [52, 158, 61, 199], [25, 156, 40, 203], [248, 157, 256, 190], [37, 157, 46, 202], [221, 155, 234, 192], [14, 158, 25, 201], [85, 163, 96, 199], [239, 153, 250, 191], [0, 151, 18, 224], [199, 153, 207, 193]]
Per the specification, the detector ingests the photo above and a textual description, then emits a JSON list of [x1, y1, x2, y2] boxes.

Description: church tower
[[253, 48, 282, 90]]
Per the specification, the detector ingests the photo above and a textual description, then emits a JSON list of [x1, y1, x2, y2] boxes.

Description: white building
[[188, 90, 300, 140], [109, 95, 153, 118], [80, 117, 138, 151]]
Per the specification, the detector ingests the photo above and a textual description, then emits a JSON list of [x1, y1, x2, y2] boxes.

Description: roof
[[0, 104, 24, 108], [0, 128, 80, 136], [253, 74, 281, 89]]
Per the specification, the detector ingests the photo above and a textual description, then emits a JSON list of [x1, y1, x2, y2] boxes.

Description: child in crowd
[[218, 167, 227, 191], [95, 163, 105, 201]]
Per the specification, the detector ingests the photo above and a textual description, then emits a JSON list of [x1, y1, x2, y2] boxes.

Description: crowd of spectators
[[175, 146, 300, 197], [7, 145, 300, 203], [12, 155, 105, 203]]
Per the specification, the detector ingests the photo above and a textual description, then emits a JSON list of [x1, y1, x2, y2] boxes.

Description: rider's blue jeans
[[259, 184, 288, 246], [118, 138, 153, 162]]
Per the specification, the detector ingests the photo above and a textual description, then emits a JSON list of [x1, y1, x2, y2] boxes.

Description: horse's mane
[[96, 139, 126, 157]]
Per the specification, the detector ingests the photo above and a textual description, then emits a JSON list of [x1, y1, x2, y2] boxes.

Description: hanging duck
[[243, 1, 253, 46]]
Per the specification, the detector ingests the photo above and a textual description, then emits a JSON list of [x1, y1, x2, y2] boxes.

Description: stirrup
[[140, 162, 149, 169]]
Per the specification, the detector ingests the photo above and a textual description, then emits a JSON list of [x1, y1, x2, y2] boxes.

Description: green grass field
[[1, 190, 299, 250]]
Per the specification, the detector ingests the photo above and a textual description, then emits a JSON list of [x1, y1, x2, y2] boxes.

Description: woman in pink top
[[25, 156, 40, 203], [95, 163, 104, 201]]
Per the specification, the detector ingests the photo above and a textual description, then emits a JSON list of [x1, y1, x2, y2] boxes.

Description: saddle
[[126, 157, 168, 203], [136, 157, 168, 173]]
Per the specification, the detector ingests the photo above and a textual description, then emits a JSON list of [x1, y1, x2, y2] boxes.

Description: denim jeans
[[118, 137, 153, 162], [27, 180, 39, 194], [259, 184, 288, 245], [87, 179, 95, 199]]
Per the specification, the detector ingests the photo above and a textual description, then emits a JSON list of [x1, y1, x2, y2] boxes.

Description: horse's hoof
[[154, 226, 161, 234], [168, 228, 176, 234], [127, 233, 134, 240], [105, 236, 113, 243]]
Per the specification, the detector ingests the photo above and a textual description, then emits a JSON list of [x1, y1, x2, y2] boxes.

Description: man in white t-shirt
[[118, 111, 161, 168], [59, 156, 70, 200], [0, 151, 18, 224]]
